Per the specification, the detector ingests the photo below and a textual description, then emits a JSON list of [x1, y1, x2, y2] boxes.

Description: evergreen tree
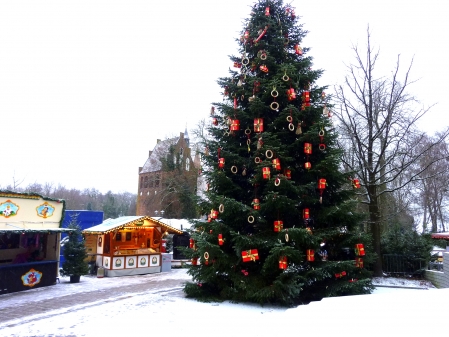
[[60, 215, 89, 278], [183, 0, 373, 306]]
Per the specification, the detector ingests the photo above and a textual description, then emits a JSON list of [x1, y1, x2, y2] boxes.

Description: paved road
[[0, 269, 191, 328]]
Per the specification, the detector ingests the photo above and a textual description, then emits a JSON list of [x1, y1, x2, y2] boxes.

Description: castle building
[[137, 129, 199, 218]]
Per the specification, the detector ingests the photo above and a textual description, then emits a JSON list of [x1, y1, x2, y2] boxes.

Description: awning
[[0, 228, 74, 234], [431, 232, 449, 239]]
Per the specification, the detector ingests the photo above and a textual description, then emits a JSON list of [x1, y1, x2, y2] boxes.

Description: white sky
[[1, 0, 447, 194], [0, 269, 444, 336]]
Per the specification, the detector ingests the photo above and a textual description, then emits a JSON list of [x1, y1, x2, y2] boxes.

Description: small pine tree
[[60, 215, 89, 277], [183, 0, 373, 306]]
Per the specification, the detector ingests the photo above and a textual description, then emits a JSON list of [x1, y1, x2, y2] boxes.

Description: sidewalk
[[0, 269, 191, 326]]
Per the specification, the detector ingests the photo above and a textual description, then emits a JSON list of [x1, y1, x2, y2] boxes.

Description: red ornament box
[[304, 143, 312, 155], [242, 249, 259, 262], [230, 119, 240, 131], [355, 243, 365, 256], [279, 256, 288, 269], [272, 158, 281, 170], [252, 198, 260, 210], [306, 249, 315, 261], [263, 167, 271, 179], [274, 220, 283, 232], [254, 118, 264, 132]]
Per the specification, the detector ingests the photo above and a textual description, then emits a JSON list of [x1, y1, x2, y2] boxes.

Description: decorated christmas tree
[[184, 0, 373, 306]]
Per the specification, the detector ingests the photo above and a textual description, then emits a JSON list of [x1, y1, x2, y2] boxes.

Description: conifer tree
[[184, 0, 373, 306]]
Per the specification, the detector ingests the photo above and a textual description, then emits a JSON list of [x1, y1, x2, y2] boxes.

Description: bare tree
[[335, 29, 449, 276]]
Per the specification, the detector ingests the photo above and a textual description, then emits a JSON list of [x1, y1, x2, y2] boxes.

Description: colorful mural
[[21, 268, 43, 287], [0, 200, 19, 218], [36, 202, 55, 219]]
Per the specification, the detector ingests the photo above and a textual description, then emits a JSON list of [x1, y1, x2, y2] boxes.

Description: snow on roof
[[82, 216, 183, 235], [140, 137, 179, 173], [152, 218, 194, 232], [431, 232, 449, 239]]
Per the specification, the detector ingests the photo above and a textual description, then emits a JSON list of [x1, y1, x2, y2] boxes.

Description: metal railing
[[382, 254, 427, 276]]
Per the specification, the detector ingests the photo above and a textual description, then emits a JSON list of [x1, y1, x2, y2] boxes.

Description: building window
[[186, 157, 190, 171], [144, 176, 148, 188], [155, 174, 160, 187], [140, 176, 143, 188], [149, 175, 154, 187]]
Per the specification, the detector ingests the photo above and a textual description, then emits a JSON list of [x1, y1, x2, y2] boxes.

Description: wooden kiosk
[[0, 190, 69, 294], [82, 216, 183, 277]]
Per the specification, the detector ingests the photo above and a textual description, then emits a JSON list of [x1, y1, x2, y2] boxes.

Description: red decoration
[[210, 106, 215, 115], [279, 256, 288, 269], [294, 44, 303, 55], [303, 208, 310, 219], [265, 6, 270, 16], [353, 179, 361, 188], [287, 88, 296, 101], [230, 119, 240, 131], [302, 91, 310, 107], [254, 26, 268, 43], [252, 198, 260, 210], [274, 220, 283, 232], [242, 249, 259, 262], [203, 252, 209, 266], [260, 65, 268, 73], [191, 258, 198, 266], [233, 62, 242, 68], [212, 118, 218, 126], [355, 243, 365, 256], [318, 178, 326, 190], [189, 238, 194, 249], [355, 257, 364, 268], [304, 143, 312, 155], [218, 234, 224, 246], [210, 209, 219, 219], [244, 30, 249, 40], [241, 269, 249, 276], [272, 158, 281, 170], [263, 167, 271, 179], [254, 118, 264, 132], [284, 169, 291, 179], [207, 215, 211, 223], [306, 249, 315, 262], [335, 271, 347, 278], [304, 162, 311, 170], [218, 158, 225, 169]]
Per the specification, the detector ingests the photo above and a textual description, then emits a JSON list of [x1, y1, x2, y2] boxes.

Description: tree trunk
[[368, 182, 383, 277]]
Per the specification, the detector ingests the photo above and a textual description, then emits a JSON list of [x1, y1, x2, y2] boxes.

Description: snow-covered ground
[[0, 270, 445, 337]]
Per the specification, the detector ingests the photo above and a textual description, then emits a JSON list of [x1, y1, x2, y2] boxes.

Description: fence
[[382, 254, 426, 276]]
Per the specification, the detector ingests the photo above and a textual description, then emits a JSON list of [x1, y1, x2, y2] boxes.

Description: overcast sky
[[1, 0, 447, 194]]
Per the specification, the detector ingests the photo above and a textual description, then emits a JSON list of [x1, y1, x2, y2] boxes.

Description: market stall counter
[[0, 190, 71, 294], [83, 216, 183, 277]]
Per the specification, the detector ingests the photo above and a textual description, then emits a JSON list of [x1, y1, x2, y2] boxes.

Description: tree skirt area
[[0, 270, 445, 337]]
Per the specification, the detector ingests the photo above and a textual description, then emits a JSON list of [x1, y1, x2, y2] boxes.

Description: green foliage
[[381, 224, 433, 261], [60, 215, 89, 276], [183, 0, 372, 306]]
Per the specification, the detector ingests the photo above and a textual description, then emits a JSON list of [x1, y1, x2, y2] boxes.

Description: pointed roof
[[140, 137, 178, 173], [82, 216, 184, 235]]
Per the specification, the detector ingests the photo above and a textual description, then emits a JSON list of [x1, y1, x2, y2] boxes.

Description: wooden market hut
[[0, 190, 69, 294], [82, 216, 184, 277]]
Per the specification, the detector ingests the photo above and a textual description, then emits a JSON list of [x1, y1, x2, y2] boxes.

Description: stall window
[[126, 232, 131, 241], [0, 233, 20, 249], [116, 233, 122, 242]]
